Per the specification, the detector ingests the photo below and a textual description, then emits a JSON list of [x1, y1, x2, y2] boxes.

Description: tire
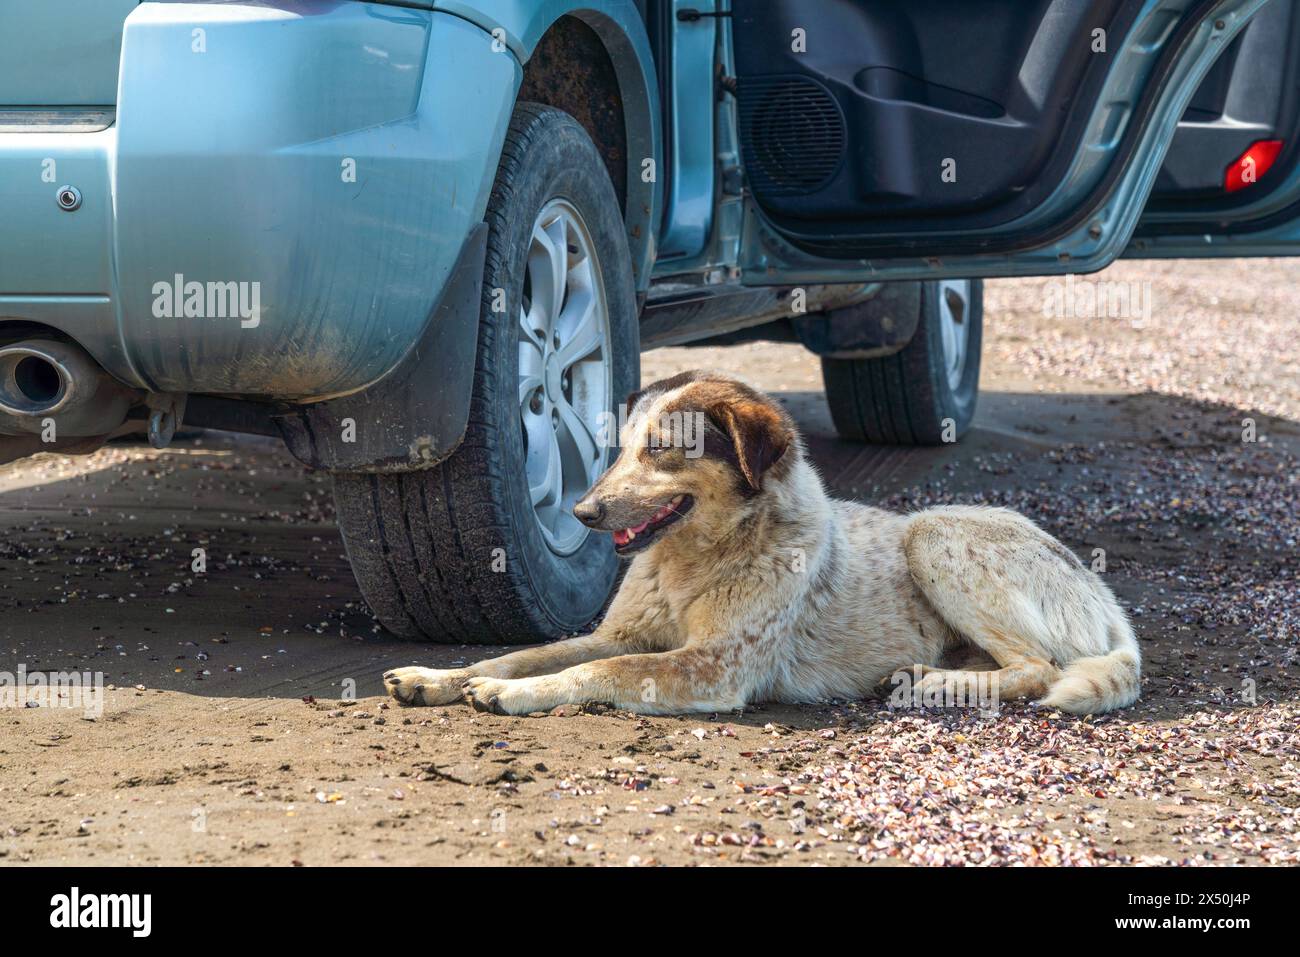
[[822, 278, 982, 445], [332, 104, 638, 644]]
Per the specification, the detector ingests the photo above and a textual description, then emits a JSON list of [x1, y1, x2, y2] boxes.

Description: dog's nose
[[573, 499, 605, 527]]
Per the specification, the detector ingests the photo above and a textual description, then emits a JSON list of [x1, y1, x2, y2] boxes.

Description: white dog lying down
[[384, 371, 1140, 717]]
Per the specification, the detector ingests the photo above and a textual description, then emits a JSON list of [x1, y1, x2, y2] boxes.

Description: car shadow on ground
[[0, 389, 1295, 723]]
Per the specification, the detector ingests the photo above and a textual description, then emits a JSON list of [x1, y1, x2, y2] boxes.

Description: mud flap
[[275, 223, 487, 472]]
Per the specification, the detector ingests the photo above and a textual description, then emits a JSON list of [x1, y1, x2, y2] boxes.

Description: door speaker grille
[[739, 75, 846, 197]]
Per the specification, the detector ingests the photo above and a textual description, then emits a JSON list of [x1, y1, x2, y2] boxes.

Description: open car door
[[725, 0, 1279, 283], [1130, 0, 1300, 257]]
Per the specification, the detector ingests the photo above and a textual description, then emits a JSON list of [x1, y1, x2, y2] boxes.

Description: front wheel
[[822, 278, 982, 445], [332, 104, 638, 644]]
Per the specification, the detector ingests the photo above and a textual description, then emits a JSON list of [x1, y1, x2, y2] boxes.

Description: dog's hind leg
[[901, 508, 1094, 707], [911, 653, 1061, 705], [900, 642, 1023, 703]]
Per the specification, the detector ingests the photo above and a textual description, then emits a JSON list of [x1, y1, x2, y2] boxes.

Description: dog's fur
[[385, 371, 1140, 716]]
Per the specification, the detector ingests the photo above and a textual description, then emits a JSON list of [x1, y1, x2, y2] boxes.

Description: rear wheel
[[332, 104, 638, 644], [822, 279, 982, 445]]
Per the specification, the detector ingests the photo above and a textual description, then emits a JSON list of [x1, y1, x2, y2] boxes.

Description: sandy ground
[[0, 260, 1296, 866]]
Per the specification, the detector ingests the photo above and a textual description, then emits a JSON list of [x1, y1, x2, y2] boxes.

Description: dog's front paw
[[462, 676, 545, 716], [383, 666, 470, 707]]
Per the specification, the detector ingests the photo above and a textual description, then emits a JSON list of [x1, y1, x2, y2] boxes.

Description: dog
[[384, 371, 1140, 716]]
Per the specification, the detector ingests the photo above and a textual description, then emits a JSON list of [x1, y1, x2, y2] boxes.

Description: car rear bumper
[[0, 1, 516, 401]]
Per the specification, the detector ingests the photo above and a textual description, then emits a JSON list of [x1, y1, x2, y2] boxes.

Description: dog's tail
[[1037, 618, 1141, 715]]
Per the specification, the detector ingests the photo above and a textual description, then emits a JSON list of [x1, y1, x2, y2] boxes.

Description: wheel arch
[[450, 2, 662, 292]]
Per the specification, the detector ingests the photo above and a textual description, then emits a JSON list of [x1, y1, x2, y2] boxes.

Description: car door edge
[[738, 0, 1271, 284]]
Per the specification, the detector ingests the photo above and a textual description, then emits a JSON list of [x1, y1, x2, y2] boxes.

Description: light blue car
[[1, 0, 1296, 643]]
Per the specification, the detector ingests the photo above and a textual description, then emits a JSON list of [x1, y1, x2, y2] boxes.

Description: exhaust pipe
[[0, 339, 141, 437]]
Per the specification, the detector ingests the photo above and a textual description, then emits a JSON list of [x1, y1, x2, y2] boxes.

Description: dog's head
[[574, 371, 798, 556]]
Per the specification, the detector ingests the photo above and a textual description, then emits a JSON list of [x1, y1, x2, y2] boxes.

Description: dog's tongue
[[613, 518, 652, 547]]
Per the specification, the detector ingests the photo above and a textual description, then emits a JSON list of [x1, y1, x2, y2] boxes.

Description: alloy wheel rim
[[518, 199, 612, 556], [936, 279, 972, 394]]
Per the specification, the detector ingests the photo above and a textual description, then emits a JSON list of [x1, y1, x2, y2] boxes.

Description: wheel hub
[[518, 199, 612, 556], [936, 279, 972, 394], [544, 352, 563, 402]]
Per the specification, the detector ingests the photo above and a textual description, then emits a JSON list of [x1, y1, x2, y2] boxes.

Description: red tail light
[[1225, 139, 1284, 193]]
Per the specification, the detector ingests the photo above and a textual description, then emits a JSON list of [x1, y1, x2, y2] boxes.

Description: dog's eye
[[646, 442, 671, 455]]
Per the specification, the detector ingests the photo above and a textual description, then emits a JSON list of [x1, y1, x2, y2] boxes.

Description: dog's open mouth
[[612, 495, 693, 554]]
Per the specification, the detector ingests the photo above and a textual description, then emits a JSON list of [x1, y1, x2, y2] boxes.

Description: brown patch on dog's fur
[[660, 377, 796, 492]]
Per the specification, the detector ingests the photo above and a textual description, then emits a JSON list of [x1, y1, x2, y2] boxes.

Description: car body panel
[[1127, 177, 1300, 255], [1128, 186, 1300, 260], [0, 0, 138, 107], [652, 3, 743, 280], [417, 0, 662, 290], [1, 1, 518, 399], [426, 0, 637, 60], [653, 0, 716, 263]]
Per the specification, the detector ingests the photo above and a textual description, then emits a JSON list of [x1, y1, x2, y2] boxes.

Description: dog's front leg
[[462, 645, 746, 716], [385, 561, 678, 706], [384, 632, 635, 706]]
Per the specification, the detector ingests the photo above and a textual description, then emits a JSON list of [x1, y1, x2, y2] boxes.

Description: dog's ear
[[708, 398, 791, 492], [625, 389, 644, 415]]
